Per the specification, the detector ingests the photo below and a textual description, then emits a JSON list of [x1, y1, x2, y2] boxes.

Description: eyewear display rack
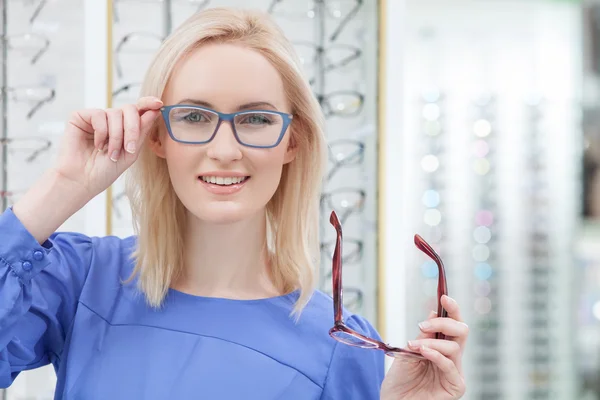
[[1, 0, 8, 214], [401, 1, 582, 399], [1, 1, 93, 398], [1, 3, 7, 400]]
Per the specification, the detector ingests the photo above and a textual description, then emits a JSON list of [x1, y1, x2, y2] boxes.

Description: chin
[[188, 202, 257, 225]]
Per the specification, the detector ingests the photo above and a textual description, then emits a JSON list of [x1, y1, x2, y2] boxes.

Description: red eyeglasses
[[328, 210, 449, 361]]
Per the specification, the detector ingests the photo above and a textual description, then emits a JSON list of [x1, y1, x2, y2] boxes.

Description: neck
[[175, 209, 281, 299]]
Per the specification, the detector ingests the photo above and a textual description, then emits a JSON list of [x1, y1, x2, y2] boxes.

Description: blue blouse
[[0, 208, 385, 399]]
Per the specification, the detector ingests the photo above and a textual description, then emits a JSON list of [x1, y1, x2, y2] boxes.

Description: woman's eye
[[242, 114, 272, 125], [185, 112, 204, 122]]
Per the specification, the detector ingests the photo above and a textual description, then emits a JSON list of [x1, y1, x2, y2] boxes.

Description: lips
[[199, 176, 249, 186], [197, 174, 251, 195]]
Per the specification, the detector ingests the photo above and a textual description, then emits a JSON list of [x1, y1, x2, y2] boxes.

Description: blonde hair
[[125, 7, 327, 315]]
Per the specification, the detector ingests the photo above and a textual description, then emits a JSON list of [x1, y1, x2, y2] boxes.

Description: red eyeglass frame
[[327, 210, 449, 360]]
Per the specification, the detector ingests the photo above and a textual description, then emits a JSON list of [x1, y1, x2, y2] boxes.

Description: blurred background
[[1, 0, 599, 399]]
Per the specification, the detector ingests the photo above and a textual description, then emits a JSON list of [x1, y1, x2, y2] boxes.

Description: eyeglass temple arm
[[30, 0, 47, 24], [330, 211, 344, 324], [415, 234, 449, 339], [329, 0, 363, 42]]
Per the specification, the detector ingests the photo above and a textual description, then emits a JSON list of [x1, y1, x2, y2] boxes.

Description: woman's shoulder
[[303, 291, 385, 398], [281, 290, 384, 396], [76, 233, 139, 285], [0, 206, 138, 285], [47, 230, 138, 276], [41, 230, 139, 305]]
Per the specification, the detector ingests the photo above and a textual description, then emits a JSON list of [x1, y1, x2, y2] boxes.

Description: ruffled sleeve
[[0, 208, 95, 387]]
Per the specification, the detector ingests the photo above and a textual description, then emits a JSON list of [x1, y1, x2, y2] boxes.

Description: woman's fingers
[[407, 338, 462, 371], [408, 296, 468, 398], [420, 346, 466, 396], [442, 295, 464, 323], [69, 108, 109, 151], [122, 104, 141, 155], [419, 296, 469, 347], [90, 110, 109, 151], [415, 310, 437, 340], [94, 97, 162, 163], [139, 109, 161, 142], [137, 96, 163, 153], [137, 96, 163, 113], [106, 108, 124, 162], [66, 97, 162, 165], [418, 317, 469, 342]]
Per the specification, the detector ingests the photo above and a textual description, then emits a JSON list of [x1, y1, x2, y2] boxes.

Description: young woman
[[0, 8, 468, 399]]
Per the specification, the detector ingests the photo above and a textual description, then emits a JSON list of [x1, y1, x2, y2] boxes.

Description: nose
[[205, 120, 243, 163]]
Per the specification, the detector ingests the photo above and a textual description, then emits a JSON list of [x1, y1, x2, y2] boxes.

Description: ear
[[148, 130, 166, 159], [283, 142, 298, 164]]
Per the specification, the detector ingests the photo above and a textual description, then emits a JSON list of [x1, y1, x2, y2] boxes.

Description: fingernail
[[408, 340, 419, 349], [152, 98, 163, 105], [421, 345, 430, 353], [126, 141, 136, 154], [110, 150, 120, 162], [419, 321, 432, 331]]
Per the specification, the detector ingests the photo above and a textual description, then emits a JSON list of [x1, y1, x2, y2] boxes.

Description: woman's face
[[153, 43, 297, 224]]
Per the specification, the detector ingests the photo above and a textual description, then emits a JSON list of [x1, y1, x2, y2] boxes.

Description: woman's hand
[[53, 96, 163, 200], [380, 295, 468, 400], [12, 97, 163, 244]]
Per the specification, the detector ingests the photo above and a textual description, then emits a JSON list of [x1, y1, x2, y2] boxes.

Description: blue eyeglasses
[[160, 105, 294, 149]]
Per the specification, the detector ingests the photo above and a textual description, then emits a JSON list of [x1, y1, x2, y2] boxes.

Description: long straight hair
[[125, 7, 327, 315]]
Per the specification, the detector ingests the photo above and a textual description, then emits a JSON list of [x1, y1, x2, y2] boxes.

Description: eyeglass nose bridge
[[209, 112, 242, 145]]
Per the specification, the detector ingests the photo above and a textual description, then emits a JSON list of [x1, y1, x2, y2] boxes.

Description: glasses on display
[[524, 98, 553, 395], [114, 32, 164, 79], [321, 236, 362, 282], [470, 94, 499, 315], [327, 210, 448, 360], [0, 137, 52, 163], [113, 0, 211, 22], [268, 0, 363, 42], [326, 138, 364, 181], [416, 91, 446, 318], [2, 33, 50, 64], [418, 89, 447, 255], [4, 85, 55, 119], [10, 0, 47, 24], [317, 90, 364, 118], [293, 41, 362, 86], [160, 105, 293, 148], [112, 82, 142, 105], [321, 237, 363, 265], [320, 187, 365, 224], [265, 0, 372, 337], [468, 95, 502, 399]]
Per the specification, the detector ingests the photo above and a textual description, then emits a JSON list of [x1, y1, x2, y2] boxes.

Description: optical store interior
[[3, 0, 600, 399]]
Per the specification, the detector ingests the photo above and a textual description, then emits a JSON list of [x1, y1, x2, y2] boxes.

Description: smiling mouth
[[199, 176, 250, 186]]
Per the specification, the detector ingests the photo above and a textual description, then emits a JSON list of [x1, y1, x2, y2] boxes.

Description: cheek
[[252, 147, 288, 174], [249, 149, 289, 201], [163, 142, 197, 181]]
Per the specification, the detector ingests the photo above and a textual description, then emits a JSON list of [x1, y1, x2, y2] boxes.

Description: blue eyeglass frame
[[160, 104, 294, 149]]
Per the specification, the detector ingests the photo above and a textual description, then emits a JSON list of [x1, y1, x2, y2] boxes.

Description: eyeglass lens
[[167, 107, 285, 147]]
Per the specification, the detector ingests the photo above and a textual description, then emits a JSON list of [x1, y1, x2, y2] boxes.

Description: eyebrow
[[176, 99, 279, 111]]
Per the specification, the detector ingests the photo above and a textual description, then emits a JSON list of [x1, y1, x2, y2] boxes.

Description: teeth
[[201, 176, 247, 186]]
